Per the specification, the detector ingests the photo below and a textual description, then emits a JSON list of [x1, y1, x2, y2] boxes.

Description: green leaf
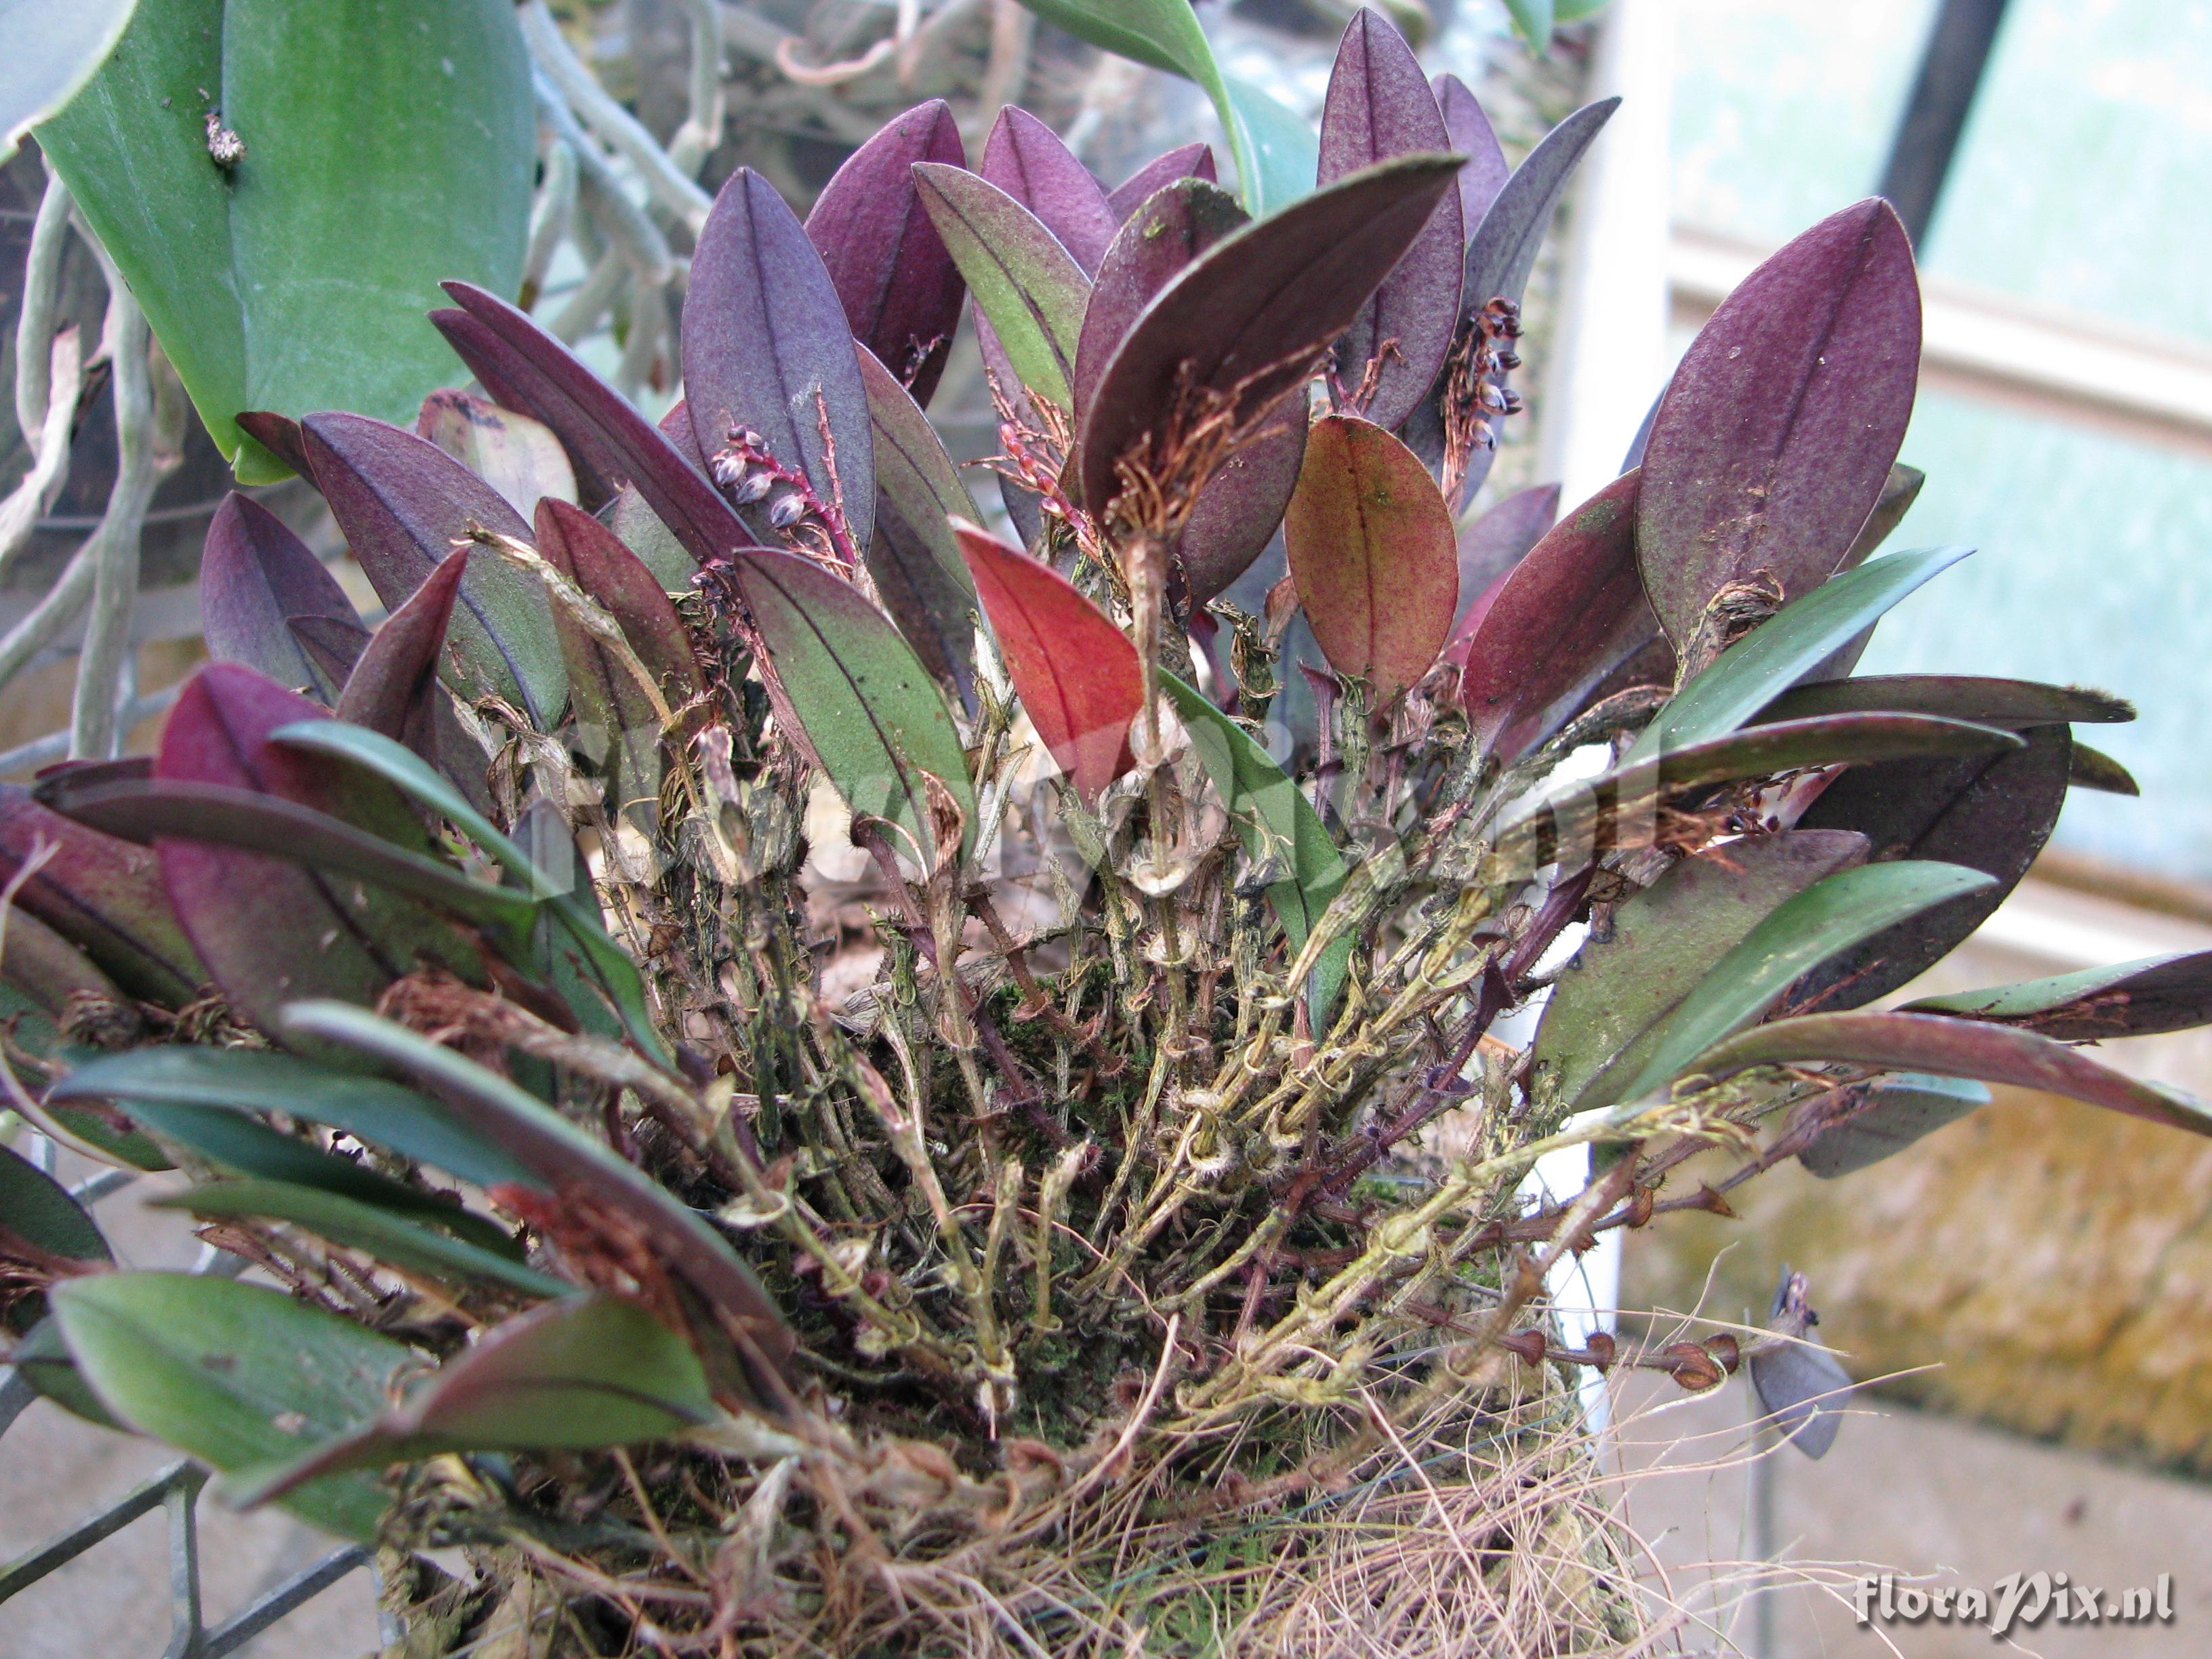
[[1610, 861, 1998, 1106], [114, 1094, 521, 1258], [0, 0, 138, 161], [1504, 0, 1557, 52], [231, 1294, 715, 1509], [53, 1272, 414, 1540], [1533, 830, 1870, 1115], [50, 1046, 540, 1193], [38, 0, 533, 483], [1625, 548, 1974, 766], [152, 1180, 569, 1299], [913, 163, 1090, 407], [11, 1315, 124, 1429], [1010, 1, 1303, 216], [1901, 950, 2212, 1040], [0, 1139, 111, 1272], [1161, 672, 1349, 1025], [731, 549, 977, 866]]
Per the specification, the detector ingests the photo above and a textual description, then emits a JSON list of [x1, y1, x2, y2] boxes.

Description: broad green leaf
[[1162, 672, 1349, 1025], [153, 1180, 569, 1300], [115, 1094, 520, 1257], [1609, 861, 1997, 1105], [0, 0, 138, 161], [232, 1294, 714, 1508], [39, 0, 532, 483], [1504, 0, 1557, 51], [731, 549, 977, 865], [913, 163, 1090, 407], [1797, 1073, 1988, 1178], [1220, 73, 1320, 217], [50, 1046, 539, 1193], [1532, 831, 1869, 1114], [53, 1273, 413, 1540], [1625, 547, 1973, 765], [11, 1316, 123, 1430]]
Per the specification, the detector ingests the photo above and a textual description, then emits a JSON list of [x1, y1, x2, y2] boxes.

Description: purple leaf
[[1433, 73, 1507, 234], [1757, 675, 2132, 732], [1455, 470, 1656, 760], [333, 551, 469, 762], [1790, 724, 2072, 1010], [857, 346, 979, 696], [433, 283, 759, 569], [684, 168, 874, 554], [1452, 481, 1559, 630], [1691, 1010, 2212, 1139], [1073, 179, 1248, 419], [1462, 98, 1618, 317], [299, 413, 565, 729], [286, 615, 371, 691], [535, 499, 701, 703], [1903, 951, 2212, 1042], [1179, 417, 1307, 607], [805, 100, 968, 406], [1078, 153, 1465, 522], [198, 494, 362, 703], [138, 665, 476, 1040], [1637, 199, 1921, 652], [981, 106, 1118, 276], [0, 787, 204, 1005], [1284, 414, 1458, 702], [1319, 9, 1465, 430], [415, 388, 576, 519], [1107, 142, 1217, 221]]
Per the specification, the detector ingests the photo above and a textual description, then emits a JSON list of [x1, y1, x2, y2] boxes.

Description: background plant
[[5, 3, 2208, 1657]]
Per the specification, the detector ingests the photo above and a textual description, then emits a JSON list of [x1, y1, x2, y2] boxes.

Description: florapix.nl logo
[[1853, 1571, 2174, 1639]]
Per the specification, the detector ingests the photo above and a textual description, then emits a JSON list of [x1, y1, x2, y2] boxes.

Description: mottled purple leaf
[[299, 413, 564, 728], [1074, 178, 1248, 418], [1179, 417, 1307, 607], [805, 100, 968, 406], [0, 787, 204, 1005], [1433, 73, 1507, 234], [1453, 481, 1558, 630], [1789, 724, 2071, 1010], [415, 388, 575, 518], [1285, 415, 1457, 701], [684, 168, 874, 554], [958, 522, 1140, 800], [1795, 1073, 1989, 1179], [982, 105, 1118, 275], [1689, 1010, 2212, 1139], [1637, 199, 1921, 652], [1107, 142, 1217, 221], [333, 551, 468, 760], [434, 282, 759, 569], [1455, 470, 1654, 759], [1319, 9, 1464, 430], [1078, 153, 1464, 520], [198, 494, 361, 703]]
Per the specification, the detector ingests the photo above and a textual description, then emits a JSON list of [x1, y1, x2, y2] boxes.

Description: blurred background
[[5, 2, 2212, 1655]]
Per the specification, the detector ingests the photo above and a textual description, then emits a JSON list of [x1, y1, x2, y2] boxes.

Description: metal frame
[[0, 1152, 372, 1658]]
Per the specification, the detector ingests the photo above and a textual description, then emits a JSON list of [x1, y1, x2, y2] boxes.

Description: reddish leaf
[[1107, 142, 1217, 221], [1319, 9, 1464, 430], [684, 168, 873, 552], [143, 665, 476, 1040], [1074, 179, 1248, 419], [805, 100, 968, 405], [415, 388, 575, 518], [1457, 470, 1654, 759], [1689, 1011, 2212, 1138], [1433, 73, 1507, 235], [198, 494, 361, 703], [1789, 724, 2071, 1010], [333, 552, 469, 759], [298, 413, 563, 729], [1078, 153, 1465, 520], [1637, 199, 1921, 651], [956, 523, 1141, 801], [0, 787, 203, 1006], [1285, 415, 1456, 701], [981, 106, 1118, 275], [434, 282, 760, 568], [1452, 482, 1559, 631], [1179, 417, 1308, 607], [534, 500, 701, 703]]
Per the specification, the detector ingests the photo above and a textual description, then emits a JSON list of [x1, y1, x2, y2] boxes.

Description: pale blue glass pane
[[1920, 0, 2212, 346], [1671, 0, 1934, 243], [1858, 392, 2212, 878]]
